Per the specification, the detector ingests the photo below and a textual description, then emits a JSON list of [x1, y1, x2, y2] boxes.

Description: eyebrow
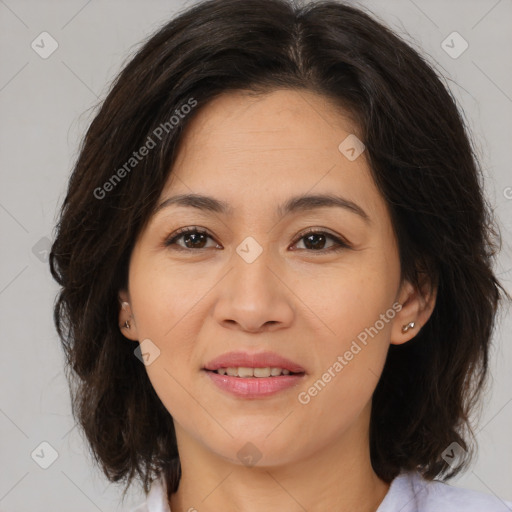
[[154, 193, 370, 223]]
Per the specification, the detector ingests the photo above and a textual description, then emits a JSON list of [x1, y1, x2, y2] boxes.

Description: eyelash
[[163, 226, 351, 254]]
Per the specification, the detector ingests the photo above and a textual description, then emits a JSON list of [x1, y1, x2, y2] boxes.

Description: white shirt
[[129, 469, 512, 511]]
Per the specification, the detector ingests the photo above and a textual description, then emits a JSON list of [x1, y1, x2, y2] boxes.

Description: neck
[[168, 412, 390, 512]]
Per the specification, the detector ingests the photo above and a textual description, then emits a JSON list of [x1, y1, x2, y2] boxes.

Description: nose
[[212, 245, 295, 333]]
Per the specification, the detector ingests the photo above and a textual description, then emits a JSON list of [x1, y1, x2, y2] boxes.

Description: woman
[[49, 0, 512, 510]]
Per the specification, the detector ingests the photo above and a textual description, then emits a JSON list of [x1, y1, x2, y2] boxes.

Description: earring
[[401, 321, 415, 333], [120, 301, 131, 330]]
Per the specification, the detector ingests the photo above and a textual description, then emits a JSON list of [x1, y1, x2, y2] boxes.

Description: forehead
[[176, 88, 360, 158], [159, 88, 384, 223]]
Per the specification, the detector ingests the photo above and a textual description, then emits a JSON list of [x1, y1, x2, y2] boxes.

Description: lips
[[204, 351, 305, 374], [203, 351, 306, 398]]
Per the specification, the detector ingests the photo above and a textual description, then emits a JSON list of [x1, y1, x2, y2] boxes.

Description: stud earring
[[401, 321, 415, 333], [124, 320, 131, 329]]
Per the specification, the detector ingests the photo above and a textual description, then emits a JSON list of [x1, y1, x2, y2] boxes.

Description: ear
[[390, 271, 437, 345], [118, 289, 139, 341]]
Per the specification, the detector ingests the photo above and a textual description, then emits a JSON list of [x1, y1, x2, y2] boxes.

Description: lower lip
[[205, 370, 304, 398]]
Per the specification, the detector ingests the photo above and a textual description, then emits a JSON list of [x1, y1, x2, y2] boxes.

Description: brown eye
[[165, 227, 219, 250], [291, 229, 350, 253]]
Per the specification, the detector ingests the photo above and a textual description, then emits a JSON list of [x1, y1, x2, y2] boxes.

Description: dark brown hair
[[49, 0, 509, 498]]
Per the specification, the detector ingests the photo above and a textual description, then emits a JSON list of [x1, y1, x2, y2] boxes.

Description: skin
[[118, 88, 436, 512]]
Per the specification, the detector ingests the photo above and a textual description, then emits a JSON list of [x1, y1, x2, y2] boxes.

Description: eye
[[290, 228, 350, 253], [164, 226, 350, 253], [164, 226, 220, 250]]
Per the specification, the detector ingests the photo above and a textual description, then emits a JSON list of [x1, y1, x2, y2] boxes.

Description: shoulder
[[378, 470, 512, 512], [125, 475, 171, 512]]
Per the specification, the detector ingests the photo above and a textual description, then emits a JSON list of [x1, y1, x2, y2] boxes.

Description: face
[[119, 88, 430, 469]]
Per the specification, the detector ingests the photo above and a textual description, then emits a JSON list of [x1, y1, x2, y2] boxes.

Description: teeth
[[237, 366, 254, 378], [215, 367, 293, 377], [254, 367, 271, 377]]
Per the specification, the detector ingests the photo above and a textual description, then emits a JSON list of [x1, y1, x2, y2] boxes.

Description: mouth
[[203, 351, 306, 398], [207, 366, 303, 378]]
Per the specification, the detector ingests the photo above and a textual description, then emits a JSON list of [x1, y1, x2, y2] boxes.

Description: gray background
[[0, 0, 511, 510]]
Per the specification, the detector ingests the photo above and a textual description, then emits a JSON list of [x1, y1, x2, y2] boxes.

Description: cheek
[[129, 253, 209, 342], [128, 258, 203, 406], [292, 249, 398, 418], [295, 252, 398, 350], [294, 316, 392, 448]]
